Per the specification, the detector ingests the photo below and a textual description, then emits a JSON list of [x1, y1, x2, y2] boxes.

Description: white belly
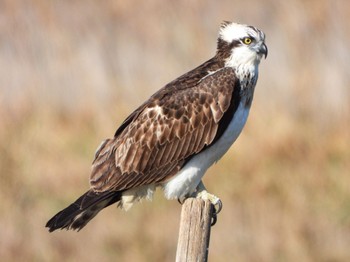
[[163, 101, 250, 199]]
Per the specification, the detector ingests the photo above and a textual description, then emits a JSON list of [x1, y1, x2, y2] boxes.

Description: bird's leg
[[176, 181, 222, 225], [195, 181, 223, 215]]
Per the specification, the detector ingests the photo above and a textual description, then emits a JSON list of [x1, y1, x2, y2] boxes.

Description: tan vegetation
[[0, 0, 349, 261]]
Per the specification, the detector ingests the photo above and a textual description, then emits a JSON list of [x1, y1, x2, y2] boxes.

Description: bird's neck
[[235, 63, 258, 88], [235, 63, 259, 108]]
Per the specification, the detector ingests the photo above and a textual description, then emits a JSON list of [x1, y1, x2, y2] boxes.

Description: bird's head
[[216, 21, 267, 69]]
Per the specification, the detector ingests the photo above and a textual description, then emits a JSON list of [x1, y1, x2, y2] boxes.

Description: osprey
[[46, 21, 267, 231]]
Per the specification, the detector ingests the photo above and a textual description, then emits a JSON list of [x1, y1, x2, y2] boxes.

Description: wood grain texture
[[176, 198, 214, 262]]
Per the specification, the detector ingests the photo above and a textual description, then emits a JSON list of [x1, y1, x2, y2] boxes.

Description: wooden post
[[176, 198, 214, 262]]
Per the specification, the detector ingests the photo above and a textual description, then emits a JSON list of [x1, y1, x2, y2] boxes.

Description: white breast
[[163, 100, 250, 199]]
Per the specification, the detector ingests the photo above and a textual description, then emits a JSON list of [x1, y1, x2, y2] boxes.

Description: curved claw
[[210, 199, 222, 226], [177, 197, 185, 205], [212, 198, 223, 215], [211, 213, 217, 226]]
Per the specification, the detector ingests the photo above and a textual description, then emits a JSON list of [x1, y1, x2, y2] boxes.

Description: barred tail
[[46, 190, 122, 232]]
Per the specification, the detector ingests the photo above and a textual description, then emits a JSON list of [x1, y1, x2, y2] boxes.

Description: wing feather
[[90, 67, 237, 192]]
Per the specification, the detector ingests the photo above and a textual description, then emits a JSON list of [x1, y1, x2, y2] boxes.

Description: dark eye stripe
[[230, 40, 241, 48]]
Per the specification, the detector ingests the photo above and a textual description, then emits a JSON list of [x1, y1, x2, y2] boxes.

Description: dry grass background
[[0, 0, 349, 261]]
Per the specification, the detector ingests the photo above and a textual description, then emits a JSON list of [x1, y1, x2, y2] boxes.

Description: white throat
[[225, 51, 260, 87]]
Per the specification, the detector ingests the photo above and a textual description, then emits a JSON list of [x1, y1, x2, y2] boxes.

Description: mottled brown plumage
[[90, 67, 237, 192]]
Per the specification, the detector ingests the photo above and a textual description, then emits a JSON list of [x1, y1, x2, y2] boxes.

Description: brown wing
[[90, 67, 237, 192]]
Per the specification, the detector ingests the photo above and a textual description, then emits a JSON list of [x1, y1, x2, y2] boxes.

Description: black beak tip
[[257, 43, 268, 59], [263, 43, 268, 59]]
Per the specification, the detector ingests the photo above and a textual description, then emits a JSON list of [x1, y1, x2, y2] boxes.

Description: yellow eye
[[243, 37, 252, 45]]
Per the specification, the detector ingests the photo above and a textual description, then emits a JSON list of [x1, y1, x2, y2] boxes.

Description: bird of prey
[[46, 21, 267, 232]]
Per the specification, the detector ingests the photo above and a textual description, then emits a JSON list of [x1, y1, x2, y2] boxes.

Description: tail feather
[[46, 190, 122, 232]]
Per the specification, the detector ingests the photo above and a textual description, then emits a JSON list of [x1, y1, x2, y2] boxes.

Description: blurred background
[[0, 0, 349, 261]]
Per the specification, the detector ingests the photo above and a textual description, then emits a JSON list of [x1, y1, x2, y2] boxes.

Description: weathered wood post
[[175, 198, 214, 262]]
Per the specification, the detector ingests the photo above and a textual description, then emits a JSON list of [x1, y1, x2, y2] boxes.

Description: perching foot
[[195, 181, 223, 226]]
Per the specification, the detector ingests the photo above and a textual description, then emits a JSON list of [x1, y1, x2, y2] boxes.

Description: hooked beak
[[259, 43, 268, 59]]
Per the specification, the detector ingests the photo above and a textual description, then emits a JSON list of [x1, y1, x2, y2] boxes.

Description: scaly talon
[[176, 182, 223, 226], [194, 181, 223, 226]]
